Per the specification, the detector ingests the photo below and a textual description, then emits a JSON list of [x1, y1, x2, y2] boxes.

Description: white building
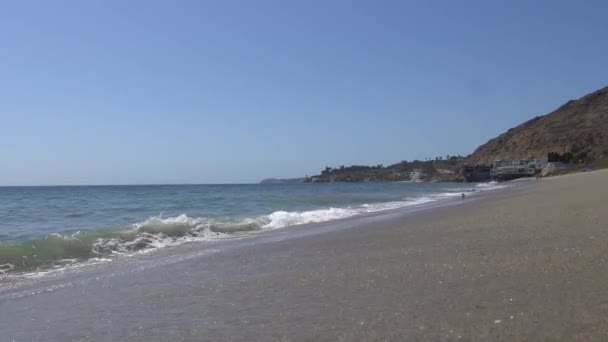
[[492, 158, 548, 180], [409, 169, 423, 182]]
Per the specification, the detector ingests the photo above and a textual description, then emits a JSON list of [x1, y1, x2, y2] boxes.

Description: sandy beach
[[2, 170, 608, 341]]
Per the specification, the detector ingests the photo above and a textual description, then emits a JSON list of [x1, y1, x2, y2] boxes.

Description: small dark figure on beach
[[461, 193, 465, 199]]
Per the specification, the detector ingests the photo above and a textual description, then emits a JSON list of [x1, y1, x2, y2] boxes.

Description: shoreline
[[2, 171, 606, 340], [0, 181, 504, 279]]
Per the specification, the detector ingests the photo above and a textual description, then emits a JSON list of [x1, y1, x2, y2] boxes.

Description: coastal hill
[[467, 86, 608, 165], [301, 158, 466, 183], [263, 86, 608, 184]]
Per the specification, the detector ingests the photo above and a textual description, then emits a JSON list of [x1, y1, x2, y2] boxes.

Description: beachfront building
[[491, 158, 548, 181], [409, 169, 423, 182]]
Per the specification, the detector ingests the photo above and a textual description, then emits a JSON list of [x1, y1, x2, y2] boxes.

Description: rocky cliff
[[467, 86, 608, 165]]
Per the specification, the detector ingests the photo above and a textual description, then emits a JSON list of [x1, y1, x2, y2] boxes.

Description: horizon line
[[0, 182, 265, 187]]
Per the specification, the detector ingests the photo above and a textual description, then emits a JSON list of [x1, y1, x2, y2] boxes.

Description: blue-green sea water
[[0, 182, 504, 275]]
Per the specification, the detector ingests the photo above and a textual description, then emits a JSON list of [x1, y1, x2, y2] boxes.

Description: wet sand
[[2, 170, 608, 341]]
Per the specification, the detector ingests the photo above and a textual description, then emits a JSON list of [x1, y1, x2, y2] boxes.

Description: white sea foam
[[475, 182, 508, 190], [261, 192, 464, 230], [476, 181, 498, 187], [91, 214, 230, 256], [0, 263, 15, 275], [263, 208, 355, 229]]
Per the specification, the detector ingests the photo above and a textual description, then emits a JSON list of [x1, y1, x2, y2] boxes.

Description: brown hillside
[[467, 86, 608, 165]]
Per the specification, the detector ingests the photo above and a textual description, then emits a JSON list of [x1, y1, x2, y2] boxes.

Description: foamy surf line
[[0, 182, 508, 278]]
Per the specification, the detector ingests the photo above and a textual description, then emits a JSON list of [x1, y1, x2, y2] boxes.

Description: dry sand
[[1, 170, 608, 341]]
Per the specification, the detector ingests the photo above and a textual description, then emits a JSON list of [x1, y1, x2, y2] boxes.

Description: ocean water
[[0, 182, 505, 275]]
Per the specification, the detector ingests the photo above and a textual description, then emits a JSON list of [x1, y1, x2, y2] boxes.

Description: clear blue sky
[[1, 0, 607, 185]]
